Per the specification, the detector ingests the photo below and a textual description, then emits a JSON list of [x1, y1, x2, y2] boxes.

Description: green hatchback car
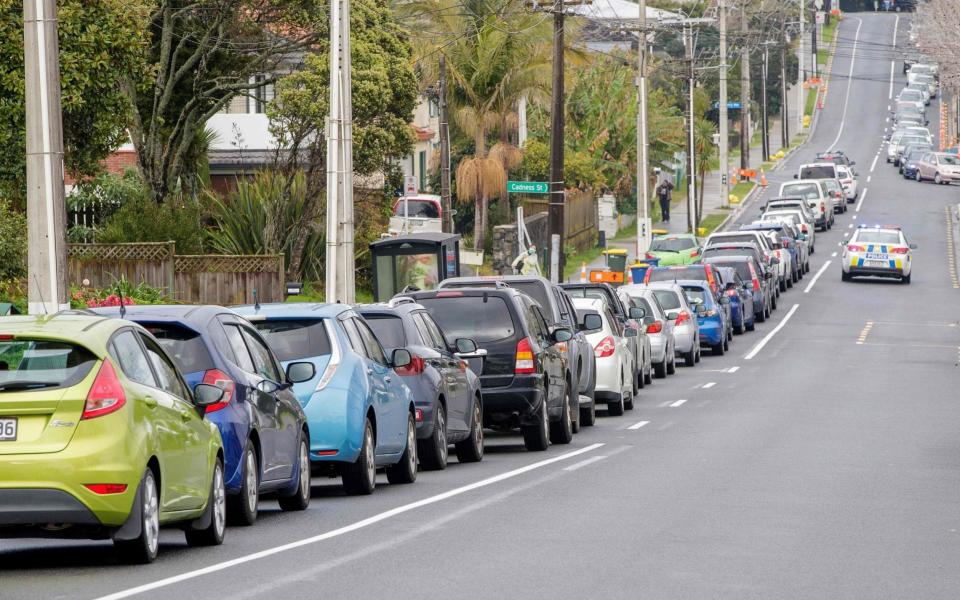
[[0, 314, 227, 563], [645, 234, 703, 266]]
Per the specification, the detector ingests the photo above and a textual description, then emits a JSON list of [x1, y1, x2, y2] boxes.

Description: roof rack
[[388, 296, 417, 308]]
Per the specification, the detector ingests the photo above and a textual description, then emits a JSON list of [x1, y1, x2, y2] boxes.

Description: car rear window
[[682, 286, 709, 306], [855, 231, 902, 244], [631, 296, 655, 316], [442, 280, 552, 315], [939, 155, 960, 166], [781, 182, 820, 199], [393, 199, 439, 218], [647, 267, 706, 283], [799, 166, 835, 179], [651, 237, 696, 252], [141, 323, 215, 374], [703, 248, 759, 261], [362, 315, 407, 350], [651, 290, 681, 311], [0, 339, 97, 392], [251, 319, 332, 362], [705, 259, 752, 281], [709, 234, 762, 248], [418, 296, 516, 343]]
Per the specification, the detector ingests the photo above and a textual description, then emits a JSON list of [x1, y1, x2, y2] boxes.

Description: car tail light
[[82, 360, 127, 420], [890, 247, 909, 254], [414, 408, 424, 422], [396, 353, 426, 376], [646, 320, 663, 334], [515, 338, 536, 374], [800, 224, 809, 233], [0, 334, 13, 341], [675, 310, 691, 326], [705, 268, 717, 294], [594, 336, 616, 358], [752, 278, 761, 291], [84, 483, 127, 495], [820, 202, 826, 215], [555, 341, 568, 354], [847, 244, 866, 252], [201, 369, 235, 413], [690, 249, 700, 258], [726, 289, 738, 298], [645, 252, 656, 260]]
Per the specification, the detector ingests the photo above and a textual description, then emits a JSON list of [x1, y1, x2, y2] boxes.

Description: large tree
[[0, 0, 149, 204], [125, 0, 321, 203]]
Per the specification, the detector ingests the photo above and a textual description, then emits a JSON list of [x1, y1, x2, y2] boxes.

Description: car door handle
[[144, 396, 157, 409]]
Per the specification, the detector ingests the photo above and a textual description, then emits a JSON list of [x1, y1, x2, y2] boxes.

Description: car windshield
[[393, 199, 439, 218], [361, 315, 407, 350], [651, 290, 681, 311], [938, 155, 960, 166], [142, 323, 215, 374], [0, 340, 97, 392], [647, 267, 706, 283], [855, 231, 902, 244], [799, 166, 835, 179], [651, 237, 696, 252], [252, 319, 332, 361], [781, 183, 820, 200], [418, 296, 516, 343]]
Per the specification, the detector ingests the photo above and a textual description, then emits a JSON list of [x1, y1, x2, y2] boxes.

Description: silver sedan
[[633, 282, 701, 367]]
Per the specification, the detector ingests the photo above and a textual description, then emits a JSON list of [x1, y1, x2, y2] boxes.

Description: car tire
[[713, 341, 725, 356], [608, 390, 625, 416], [644, 364, 653, 385], [455, 396, 484, 462], [746, 320, 756, 332], [418, 403, 448, 471], [667, 355, 677, 375], [684, 349, 696, 367], [227, 441, 259, 526], [792, 270, 799, 284], [279, 434, 312, 512], [734, 322, 744, 335], [695, 347, 701, 363], [915, 171, 922, 182], [935, 173, 943, 185], [342, 419, 376, 495], [902, 273, 911, 284], [522, 397, 550, 451], [770, 293, 778, 310], [386, 414, 418, 484], [114, 468, 160, 564], [636, 365, 645, 389], [549, 383, 574, 444], [723, 336, 730, 351], [184, 460, 226, 547], [654, 358, 667, 378], [579, 399, 597, 427]]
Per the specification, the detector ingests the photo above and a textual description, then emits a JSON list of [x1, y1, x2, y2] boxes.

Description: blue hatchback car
[[676, 281, 731, 356], [713, 266, 756, 335], [92, 305, 315, 525], [233, 303, 419, 495]]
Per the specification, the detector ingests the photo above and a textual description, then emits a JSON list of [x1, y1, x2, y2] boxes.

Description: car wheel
[[746, 319, 756, 332], [667, 354, 677, 374], [734, 322, 744, 335], [114, 468, 160, 564], [654, 358, 667, 378], [608, 389, 625, 416], [386, 414, 418, 484], [644, 363, 653, 385], [342, 419, 376, 495], [279, 434, 312, 512], [185, 459, 226, 547], [684, 348, 696, 367], [522, 395, 550, 451], [695, 347, 701, 363], [455, 396, 484, 462], [805, 261, 811, 273], [713, 341, 725, 356], [902, 273, 911, 284], [915, 171, 922, 182], [935, 173, 943, 185], [549, 381, 574, 444], [770, 293, 778, 310], [418, 403, 448, 471], [723, 335, 730, 351], [227, 441, 259, 526], [792, 270, 798, 284], [579, 397, 597, 427], [636, 364, 645, 389]]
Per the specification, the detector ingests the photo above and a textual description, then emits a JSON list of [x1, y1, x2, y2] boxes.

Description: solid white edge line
[[563, 455, 608, 472], [627, 420, 650, 430], [826, 18, 863, 153], [744, 303, 800, 361], [95, 443, 607, 600], [855, 187, 868, 213], [889, 60, 895, 99], [869, 153, 878, 172], [889, 15, 899, 97], [670, 399, 687, 408], [804, 260, 832, 294]]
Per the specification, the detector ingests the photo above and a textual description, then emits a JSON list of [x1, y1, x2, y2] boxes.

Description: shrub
[[95, 195, 207, 254], [70, 277, 171, 309], [0, 200, 26, 280]]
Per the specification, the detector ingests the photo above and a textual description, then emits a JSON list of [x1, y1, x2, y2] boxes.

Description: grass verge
[[698, 213, 728, 236]]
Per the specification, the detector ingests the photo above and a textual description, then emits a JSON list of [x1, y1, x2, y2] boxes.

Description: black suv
[[404, 287, 574, 451]]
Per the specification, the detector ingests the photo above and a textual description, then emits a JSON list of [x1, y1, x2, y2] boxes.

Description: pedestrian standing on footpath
[[656, 179, 674, 223]]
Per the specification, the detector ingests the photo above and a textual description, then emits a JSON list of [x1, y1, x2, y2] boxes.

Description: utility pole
[[636, 0, 651, 256], [24, 0, 68, 314], [739, 1, 751, 171], [761, 42, 770, 161], [811, 5, 818, 79], [781, 41, 789, 148], [439, 55, 453, 234], [797, 0, 805, 132], [325, 0, 341, 303], [685, 25, 697, 233], [548, 0, 566, 283], [337, 0, 355, 304], [718, 0, 729, 210]]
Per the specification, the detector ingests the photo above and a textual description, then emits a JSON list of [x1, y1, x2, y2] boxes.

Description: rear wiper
[[0, 381, 59, 392]]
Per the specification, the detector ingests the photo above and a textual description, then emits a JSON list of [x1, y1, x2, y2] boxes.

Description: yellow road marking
[[856, 321, 874, 345], [946, 207, 959, 289]]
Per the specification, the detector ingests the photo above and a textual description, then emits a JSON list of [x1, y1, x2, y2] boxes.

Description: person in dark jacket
[[656, 179, 674, 223]]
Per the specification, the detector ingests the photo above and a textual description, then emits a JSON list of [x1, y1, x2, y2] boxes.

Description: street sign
[[403, 175, 418, 196], [815, 11, 825, 23], [507, 180, 549, 194], [711, 101, 742, 110]]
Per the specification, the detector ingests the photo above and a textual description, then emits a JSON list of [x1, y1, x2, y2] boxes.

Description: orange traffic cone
[[580, 262, 587, 283], [760, 168, 768, 187], [731, 170, 738, 185]]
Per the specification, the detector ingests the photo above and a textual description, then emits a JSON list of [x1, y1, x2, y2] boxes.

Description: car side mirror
[[455, 338, 478, 354], [552, 328, 573, 343], [720, 296, 731, 305], [391, 348, 413, 369], [629, 306, 645, 319], [696, 305, 708, 316], [643, 315, 656, 325], [194, 383, 225, 408], [764, 271, 774, 280], [623, 326, 638, 338], [665, 311, 679, 321], [580, 313, 603, 332], [286, 361, 316, 384], [909, 243, 918, 249], [257, 379, 281, 394]]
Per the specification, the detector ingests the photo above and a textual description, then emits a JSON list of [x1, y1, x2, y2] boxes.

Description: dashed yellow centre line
[[946, 207, 959, 289], [856, 321, 874, 345]]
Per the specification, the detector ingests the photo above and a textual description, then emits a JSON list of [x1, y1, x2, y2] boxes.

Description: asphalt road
[[4, 12, 960, 600]]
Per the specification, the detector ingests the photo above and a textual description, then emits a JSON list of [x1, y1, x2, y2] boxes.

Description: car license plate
[[865, 260, 887, 268], [0, 417, 17, 441], [865, 253, 887, 260]]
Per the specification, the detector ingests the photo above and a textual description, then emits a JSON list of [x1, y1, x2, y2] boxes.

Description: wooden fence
[[67, 242, 285, 305], [521, 190, 598, 251]]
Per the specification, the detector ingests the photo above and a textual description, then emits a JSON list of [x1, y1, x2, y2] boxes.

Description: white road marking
[[889, 61, 895, 99], [848, 224, 853, 229], [702, 382, 716, 389], [853, 215, 857, 220], [867, 175, 872, 183], [627, 420, 650, 430], [892, 13, 899, 48], [831, 251, 838, 257], [563, 455, 608, 471], [744, 303, 800, 361], [657, 400, 672, 408], [670, 399, 687, 408], [855, 187, 869, 212], [804, 260, 832, 293], [94, 443, 606, 600], [870, 153, 879, 172], [826, 19, 863, 153], [728, 366, 740, 373]]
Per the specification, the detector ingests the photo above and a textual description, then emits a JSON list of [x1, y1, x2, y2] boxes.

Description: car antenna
[[117, 282, 127, 318], [31, 273, 48, 315], [253, 288, 261, 311]]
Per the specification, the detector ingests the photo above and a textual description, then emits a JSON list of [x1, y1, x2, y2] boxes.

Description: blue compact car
[[713, 266, 756, 335], [93, 305, 314, 525], [676, 281, 731, 356], [233, 303, 419, 495]]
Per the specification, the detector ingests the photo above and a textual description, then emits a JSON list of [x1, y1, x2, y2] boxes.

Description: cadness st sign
[[507, 180, 549, 194]]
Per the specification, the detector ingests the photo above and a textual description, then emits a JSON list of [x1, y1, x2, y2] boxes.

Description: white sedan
[[572, 297, 636, 415], [841, 226, 915, 284], [836, 165, 858, 202]]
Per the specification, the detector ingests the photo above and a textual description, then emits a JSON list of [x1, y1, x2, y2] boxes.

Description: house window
[[419, 151, 427, 192], [428, 99, 439, 118], [248, 75, 275, 114]]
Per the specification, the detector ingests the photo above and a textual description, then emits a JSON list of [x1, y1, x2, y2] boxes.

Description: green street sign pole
[[507, 180, 549, 194]]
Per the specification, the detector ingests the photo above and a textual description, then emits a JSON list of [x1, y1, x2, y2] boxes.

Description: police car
[[841, 225, 916, 284]]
